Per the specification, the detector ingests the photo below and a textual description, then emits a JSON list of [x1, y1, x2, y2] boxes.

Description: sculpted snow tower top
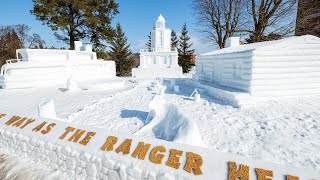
[[151, 14, 171, 52], [132, 14, 182, 78]]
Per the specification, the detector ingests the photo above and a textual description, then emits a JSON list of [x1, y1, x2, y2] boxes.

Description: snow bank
[[0, 112, 318, 179], [136, 95, 206, 147]]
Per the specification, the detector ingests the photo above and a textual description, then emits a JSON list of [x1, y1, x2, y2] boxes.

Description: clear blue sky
[[0, 0, 215, 53]]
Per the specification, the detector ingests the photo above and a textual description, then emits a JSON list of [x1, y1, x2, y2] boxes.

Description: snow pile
[[0, 150, 65, 180], [38, 100, 57, 119], [136, 94, 206, 147]]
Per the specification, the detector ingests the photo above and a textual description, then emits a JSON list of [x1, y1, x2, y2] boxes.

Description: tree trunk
[[70, 34, 75, 50]]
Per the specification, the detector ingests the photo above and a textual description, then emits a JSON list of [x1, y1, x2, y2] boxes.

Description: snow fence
[[0, 112, 318, 180]]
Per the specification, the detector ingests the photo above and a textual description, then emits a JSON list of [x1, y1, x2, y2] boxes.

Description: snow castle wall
[[0, 112, 318, 179]]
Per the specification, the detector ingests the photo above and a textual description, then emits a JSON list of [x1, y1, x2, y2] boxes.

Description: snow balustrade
[[0, 112, 318, 179], [0, 42, 117, 89]]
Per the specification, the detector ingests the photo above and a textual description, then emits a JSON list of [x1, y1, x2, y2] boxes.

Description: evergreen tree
[[31, 0, 119, 49], [146, 31, 152, 52], [178, 23, 195, 73], [170, 30, 178, 50], [108, 22, 134, 76]]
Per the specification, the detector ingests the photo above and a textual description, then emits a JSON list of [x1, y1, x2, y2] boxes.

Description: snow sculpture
[[0, 41, 117, 89], [132, 15, 182, 79], [136, 95, 206, 147], [194, 93, 201, 102], [38, 99, 57, 119], [194, 35, 320, 105], [66, 77, 80, 92]]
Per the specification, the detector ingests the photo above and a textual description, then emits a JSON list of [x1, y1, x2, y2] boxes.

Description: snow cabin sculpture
[[132, 14, 182, 79], [194, 35, 320, 106]]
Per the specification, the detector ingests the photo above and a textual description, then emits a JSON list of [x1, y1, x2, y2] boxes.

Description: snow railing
[[5, 59, 23, 64], [0, 112, 318, 179]]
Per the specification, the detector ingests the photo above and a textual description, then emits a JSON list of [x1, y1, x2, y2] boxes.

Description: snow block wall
[[196, 35, 320, 97], [0, 112, 319, 180]]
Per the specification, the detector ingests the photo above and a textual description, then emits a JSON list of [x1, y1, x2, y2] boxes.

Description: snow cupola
[[156, 14, 166, 29]]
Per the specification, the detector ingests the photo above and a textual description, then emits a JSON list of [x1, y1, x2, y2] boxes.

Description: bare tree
[[192, 0, 297, 47], [295, 0, 320, 37], [244, 0, 297, 42], [0, 26, 23, 68], [192, 0, 246, 48], [15, 24, 31, 47], [29, 33, 46, 49]]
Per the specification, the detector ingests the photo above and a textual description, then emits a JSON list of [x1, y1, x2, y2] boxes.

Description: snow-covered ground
[[0, 78, 319, 171]]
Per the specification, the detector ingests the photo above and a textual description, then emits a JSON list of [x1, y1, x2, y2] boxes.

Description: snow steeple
[[156, 14, 166, 29]]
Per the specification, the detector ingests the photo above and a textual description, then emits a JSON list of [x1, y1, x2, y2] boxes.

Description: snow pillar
[[170, 54, 178, 68], [74, 41, 83, 51], [225, 37, 240, 48]]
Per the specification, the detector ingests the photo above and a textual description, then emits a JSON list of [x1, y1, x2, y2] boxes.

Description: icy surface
[[0, 78, 319, 170]]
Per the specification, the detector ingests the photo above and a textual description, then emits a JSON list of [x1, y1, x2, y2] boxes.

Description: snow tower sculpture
[[132, 14, 182, 79]]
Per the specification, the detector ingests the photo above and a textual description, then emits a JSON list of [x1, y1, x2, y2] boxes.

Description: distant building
[[295, 0, 320, 37]]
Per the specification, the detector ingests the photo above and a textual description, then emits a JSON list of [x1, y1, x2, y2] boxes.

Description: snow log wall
[[197, 42, 320, 97], [197, 52, 252, 93], [250, 43, 320, 97], [0, 112, 318, 180]]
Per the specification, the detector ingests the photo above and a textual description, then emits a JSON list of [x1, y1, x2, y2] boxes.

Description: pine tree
[[31, 0, 119, 49], [108, 22, 134, 76], [146, 31, 152, 52], [178, 23, 195, 73], [171, 30, 178, 50]]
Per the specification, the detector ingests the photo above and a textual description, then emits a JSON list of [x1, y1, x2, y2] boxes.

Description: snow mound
[[38, 99, 57, 119], [135, 95, 206, 147]]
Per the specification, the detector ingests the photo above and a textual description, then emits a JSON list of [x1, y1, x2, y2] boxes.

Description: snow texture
[[0, 149, 66, 180]]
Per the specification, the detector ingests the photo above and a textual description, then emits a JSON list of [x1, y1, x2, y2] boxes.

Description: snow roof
[[201, 35, 320, 56]]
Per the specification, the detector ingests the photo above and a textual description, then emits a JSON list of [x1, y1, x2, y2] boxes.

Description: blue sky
[[0, 0, 215, 53]]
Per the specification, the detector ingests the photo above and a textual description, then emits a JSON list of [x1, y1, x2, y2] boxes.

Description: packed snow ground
[[0, 78, 319, 170]]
